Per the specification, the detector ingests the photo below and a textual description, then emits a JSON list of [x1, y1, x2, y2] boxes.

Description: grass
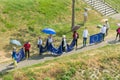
[[0, 0, 106, 62], [1, 44, 120, 80], [0, 0, 120, 79], [105, 0, 120, 12]]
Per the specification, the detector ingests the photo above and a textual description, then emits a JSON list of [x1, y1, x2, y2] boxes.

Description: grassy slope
[[0, 0, 111, 63], [0, 0, 120, 80], [1, 44, 120, 80]]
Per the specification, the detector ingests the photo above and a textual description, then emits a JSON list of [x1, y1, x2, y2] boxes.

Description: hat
[[13, 47, 16, 50], [62, 35, 66, 38]]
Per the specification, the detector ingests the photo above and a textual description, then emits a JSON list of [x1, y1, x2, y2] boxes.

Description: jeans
[[25, 50, 30, 59], [83, 37, 87, 46]]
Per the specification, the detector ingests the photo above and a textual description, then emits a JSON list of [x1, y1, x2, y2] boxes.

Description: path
[[0, 37, 120, 74], [1, 13, 120, 74]]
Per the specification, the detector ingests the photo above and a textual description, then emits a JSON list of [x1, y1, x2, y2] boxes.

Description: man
[[105, 20, 110, 36], [73, 31, 79, 49], [24, 41, 31, 59], [100, 25, 107, 41], [37, 37, 42, 55], [83, 27, 89, 47], [83, 8, 88, 25]]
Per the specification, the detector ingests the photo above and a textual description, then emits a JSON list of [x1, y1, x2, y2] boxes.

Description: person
[[100, 25, 107, 41], [83, 27, 89, 47], [73, 31, 79, 49], [105, 20, 110, 36], [37, 37, 42, 55], [115, 27, 120, 41], [24, 41, 31, 59], [11, 47, 17, 67], [47, 34, 53, 53], [62, 35, 67, 52], [83, 8, 88, 25]]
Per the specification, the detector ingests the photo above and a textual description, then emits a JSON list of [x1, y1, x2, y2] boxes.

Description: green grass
[[105, 0, 120, 12], [0, 0, 120, 79], [1, 44, 120, 80]]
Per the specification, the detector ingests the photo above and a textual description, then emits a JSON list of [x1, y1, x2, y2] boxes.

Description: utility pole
[[71, 0, 75, 30]]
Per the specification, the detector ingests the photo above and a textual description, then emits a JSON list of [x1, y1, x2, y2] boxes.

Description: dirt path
[[0, 37, 120, 74]]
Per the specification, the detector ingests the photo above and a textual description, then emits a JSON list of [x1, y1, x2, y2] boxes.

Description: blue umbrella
[[42, 28, 56, 34], [10, 40, 22, 46]]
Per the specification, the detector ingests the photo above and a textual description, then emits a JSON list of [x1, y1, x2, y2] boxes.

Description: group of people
[[11, 18, 120, 67]]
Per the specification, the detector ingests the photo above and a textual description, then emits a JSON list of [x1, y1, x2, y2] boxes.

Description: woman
[[37, 37, 42, 55], [11, 47, 17, 67], [62, 35, 67, 52], [73, 31, 79, 50], [115, 27, 120, 41]]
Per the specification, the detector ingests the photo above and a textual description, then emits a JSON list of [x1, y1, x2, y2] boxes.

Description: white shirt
[[83, 29, 89, 38], [84, 12, 88, 17], [105, 22, 110, 29], [48, 37, 53, 43], [37, 39, 42, 45], [63, 38, 67, 47], [100, 26, 107, 34]]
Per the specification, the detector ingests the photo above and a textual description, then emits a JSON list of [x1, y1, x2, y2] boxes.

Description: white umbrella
[[10, 40, 22, 46]]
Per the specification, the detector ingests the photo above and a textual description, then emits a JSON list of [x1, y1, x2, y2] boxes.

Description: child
[[11, 47, 17, 67]]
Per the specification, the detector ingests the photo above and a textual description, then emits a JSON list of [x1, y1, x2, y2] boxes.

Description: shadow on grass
[[107, 40, 120, 44], [0, 63, 14, 75], [29, 53, 59, 60]]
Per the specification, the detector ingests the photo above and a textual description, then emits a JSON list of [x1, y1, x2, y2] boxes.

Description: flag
[[16, 48, 25, 62], [89, 33, 103, 44]]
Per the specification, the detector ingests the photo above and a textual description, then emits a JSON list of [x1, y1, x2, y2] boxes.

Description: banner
[[16, 48, 25, 62], [40, 39, 76, 55], [89, 33, 103, 44]]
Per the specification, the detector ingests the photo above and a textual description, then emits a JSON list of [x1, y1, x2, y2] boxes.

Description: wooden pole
[[71, 0, 75, 30]]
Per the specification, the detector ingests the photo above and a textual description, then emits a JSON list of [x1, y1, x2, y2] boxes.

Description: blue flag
[[16, 48, 25, 62], [89, 33, 103, 44]]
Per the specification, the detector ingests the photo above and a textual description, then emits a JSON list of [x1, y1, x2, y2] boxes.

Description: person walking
[[11, 47, 17, 67], [37, 37, 42, 55], [62, 35, 67, 52], [100, 25, 107, 41], [73, 31, 79, 49], [24, 41, 31, 59], [83, 8, 88, 25], [105, 20, 110, 36], [83, 27, 89, 47], [115, 27, 120, 41]]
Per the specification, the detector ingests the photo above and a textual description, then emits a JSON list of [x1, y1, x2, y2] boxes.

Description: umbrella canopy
[[71, 25, 80, 32], [42, 28, 56, 34], [97, 24, 102, 28], [10, 40, 22, 46], [117, 23, 120, 27]]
